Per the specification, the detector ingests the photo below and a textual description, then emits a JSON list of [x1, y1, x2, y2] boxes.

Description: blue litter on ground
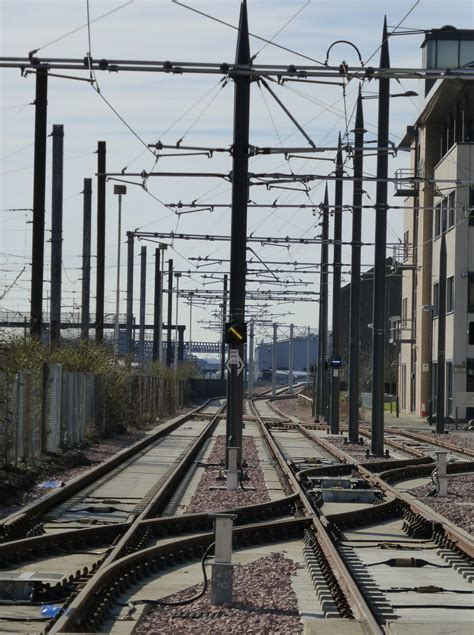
[[41, 605, 62, 618], [39, 480, 65, 489]]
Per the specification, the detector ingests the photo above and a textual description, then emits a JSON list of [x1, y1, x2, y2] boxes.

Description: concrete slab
[[304, 618, 368, 634], [386, 620, 474, 634], [244, 421, 286, 500]]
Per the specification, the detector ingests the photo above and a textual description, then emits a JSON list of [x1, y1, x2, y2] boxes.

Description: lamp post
[[422, 304, 435, 422], [113, 184, 126, 356]]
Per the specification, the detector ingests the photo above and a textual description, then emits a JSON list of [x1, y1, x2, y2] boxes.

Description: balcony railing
[[393, 167, 422, 197]]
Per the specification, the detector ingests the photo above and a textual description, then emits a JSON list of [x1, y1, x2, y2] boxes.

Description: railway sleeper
[[303, 530, 353, 619]]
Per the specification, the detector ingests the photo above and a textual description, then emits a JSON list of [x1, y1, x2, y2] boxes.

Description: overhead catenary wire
[[171, 0, 326, 66]]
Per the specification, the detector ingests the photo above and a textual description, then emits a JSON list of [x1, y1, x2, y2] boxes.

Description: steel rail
[[0, 399, 220, 542], [297, 425, 474, 559], [45, 401, 225, 632], [296, 393, 474, 461], [391, 428, 474, 458], [249, 398, 383, 634], [0, 495, 299, 582], [49, 517, 310, 633]]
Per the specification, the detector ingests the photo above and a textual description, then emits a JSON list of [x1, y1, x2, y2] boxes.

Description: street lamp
[[422, 304, 434, 421], [113, 184, 126, 356]]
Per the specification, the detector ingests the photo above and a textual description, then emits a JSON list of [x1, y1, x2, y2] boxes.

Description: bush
[[1, 338, 140, 432]]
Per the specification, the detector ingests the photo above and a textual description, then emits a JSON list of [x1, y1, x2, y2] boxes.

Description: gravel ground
[[274, 399, 314, 425], [136, 552, 303, 634], [410, 473, 474, 535], [324, 435, 387, 463], [417, 432, 474, 451], [185, 436, 270, 514], [0, 428, 149, 519]]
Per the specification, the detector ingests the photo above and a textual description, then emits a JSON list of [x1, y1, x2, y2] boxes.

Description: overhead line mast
[[226, 0, 251, 476]]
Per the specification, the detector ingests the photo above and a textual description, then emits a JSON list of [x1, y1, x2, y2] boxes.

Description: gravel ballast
[[185, 436, 270, 514], [136, 552, 303, 634], [410, 473, 474, 535], [324, 435, 387, 463]]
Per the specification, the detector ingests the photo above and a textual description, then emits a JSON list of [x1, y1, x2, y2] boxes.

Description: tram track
[[0, 399, 226, 632], [1, 391, 471, 633], [254, 394, 474, 632]]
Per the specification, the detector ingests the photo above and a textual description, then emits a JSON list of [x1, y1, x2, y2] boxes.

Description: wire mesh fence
[[0, 365, 185, 467]]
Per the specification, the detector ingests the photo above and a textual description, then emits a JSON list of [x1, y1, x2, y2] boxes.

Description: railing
[[393, 167, 423, 197]]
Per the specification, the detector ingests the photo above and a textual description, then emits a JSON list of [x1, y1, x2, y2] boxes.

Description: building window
[[467, 359, 474, 392], [402, 297, 408, 327], [469, 322, 474, 346], [469, 188, 474, 227], [441, 121, 447, 158], [447, 276, 454, 313], [403, 230, 409, 260], [434, 203, 441, 238], [446, 362, 453, 417], [433, 282, 439, 317], [448, 191, 455, 228], [469, 273, 474, 313], [441, 198, 448, 233]]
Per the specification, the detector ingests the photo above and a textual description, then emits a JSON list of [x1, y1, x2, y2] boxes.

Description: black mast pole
[[371, 17, 391, 456], [30, 68, 48, 338], [320, 184, 329, 422], [329, 134, 343, 433], [50, 124, 64, 344], [126, 232, 134, 354], [348, 88, 365, 443], [81, 178, 92, 341], [436, 233, 447, 433], [221, 274, 228, 380], [227, 0, 251, 468], [166, 259, 174, 366], [152, 248, 161, 361], [95, 141, 106, 342]]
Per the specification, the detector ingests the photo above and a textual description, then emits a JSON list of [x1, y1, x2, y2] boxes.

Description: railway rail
[[0, 399, 226, 632], [251, 395, 474, 632], [0, 391, 471, 633]]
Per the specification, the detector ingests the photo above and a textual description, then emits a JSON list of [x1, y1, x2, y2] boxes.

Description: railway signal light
[[225, 322, 247, 345]]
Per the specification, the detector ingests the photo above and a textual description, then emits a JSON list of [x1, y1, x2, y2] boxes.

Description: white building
[[398, 27, 474, 421]]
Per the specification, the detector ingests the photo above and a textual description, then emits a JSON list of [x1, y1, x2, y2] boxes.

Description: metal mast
[[371, 17, 391, 456], [227, 0, 251, 468]]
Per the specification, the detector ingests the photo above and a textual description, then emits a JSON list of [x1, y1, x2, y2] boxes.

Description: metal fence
[[0, 366, 182, 467]]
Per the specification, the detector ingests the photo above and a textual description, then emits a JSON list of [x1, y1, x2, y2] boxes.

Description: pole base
[[210, 562, 234, 606]]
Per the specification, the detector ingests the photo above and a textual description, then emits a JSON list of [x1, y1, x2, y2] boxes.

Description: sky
[[1, 0, 473, 346]]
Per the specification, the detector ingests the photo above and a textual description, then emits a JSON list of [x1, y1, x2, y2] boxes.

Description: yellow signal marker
[[229, 326, 244, 341]]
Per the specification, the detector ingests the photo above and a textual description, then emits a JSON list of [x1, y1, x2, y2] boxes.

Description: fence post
[[48, 364, 63, 452], [0, 373, 15, 467], [23, 372, 32, 460], [40, 361, 49, 454]]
